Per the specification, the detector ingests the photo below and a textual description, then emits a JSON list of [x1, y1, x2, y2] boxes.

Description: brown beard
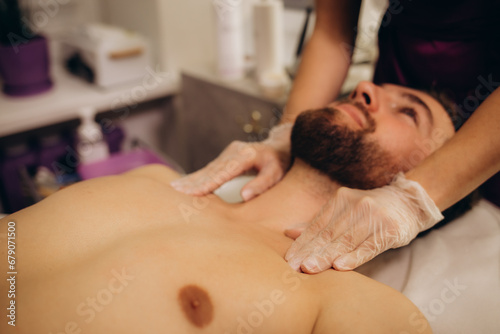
[[290, 105, 401, 189]]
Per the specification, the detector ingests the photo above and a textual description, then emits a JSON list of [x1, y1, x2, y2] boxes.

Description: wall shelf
[[0, 63, 178, 138]]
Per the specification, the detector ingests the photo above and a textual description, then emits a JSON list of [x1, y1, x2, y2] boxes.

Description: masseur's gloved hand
[[285, 173, 444, 272], [171, 123, 293, 201]]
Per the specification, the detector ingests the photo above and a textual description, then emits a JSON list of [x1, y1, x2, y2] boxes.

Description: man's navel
[[178, 284, 214, 328]]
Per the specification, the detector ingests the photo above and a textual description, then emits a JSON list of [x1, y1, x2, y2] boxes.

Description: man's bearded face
[[291, 103, 401, 189]]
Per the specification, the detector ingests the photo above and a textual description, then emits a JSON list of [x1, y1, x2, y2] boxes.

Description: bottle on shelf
[[76, 106, 109, 165]]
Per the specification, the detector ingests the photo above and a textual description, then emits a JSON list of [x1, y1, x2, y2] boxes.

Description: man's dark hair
[[417, 86, 462, 130]]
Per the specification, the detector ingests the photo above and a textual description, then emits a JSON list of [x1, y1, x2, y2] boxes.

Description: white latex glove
[[171, 123, 293, 201], [284, 173, 444, 272]]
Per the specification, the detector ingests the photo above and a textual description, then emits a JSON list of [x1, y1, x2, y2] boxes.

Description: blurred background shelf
[[0, 63, 178, 138]]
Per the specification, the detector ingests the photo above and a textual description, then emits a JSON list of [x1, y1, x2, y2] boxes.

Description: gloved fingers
[[240, 159, 286, 201], [284, 222, 310, 240], [286, 236, 329, 272], [284, 231, 317, 266], [332, 241, 379, 271], [331, 222, 411, 271], [286, 221, 352, 273], [171, 170, 226, 196], [286, 187, 394, 273], [288, 175, 442, 274], [299, 254, 332, 274], [170, 169, 219, 196], [300, 224, 368, 273], [171, 142, 257, 195], [288, 191, 370, 253], [285, 203, 338, 264]]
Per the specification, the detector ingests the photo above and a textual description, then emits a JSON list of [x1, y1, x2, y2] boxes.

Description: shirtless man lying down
[[0, 82, 455, 334]]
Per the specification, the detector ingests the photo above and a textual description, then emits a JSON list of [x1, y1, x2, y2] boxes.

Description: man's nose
[[349, 81, 379, 113]]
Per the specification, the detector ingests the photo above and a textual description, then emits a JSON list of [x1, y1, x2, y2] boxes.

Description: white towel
[[357, 200, 500, 334]]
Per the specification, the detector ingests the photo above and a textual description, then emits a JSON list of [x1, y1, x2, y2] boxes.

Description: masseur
[[171, 0, 500, 273]]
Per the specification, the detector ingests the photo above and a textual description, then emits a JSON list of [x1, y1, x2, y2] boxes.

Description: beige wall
[[101, 0, 216, 75], [158, 0, 216, 73]]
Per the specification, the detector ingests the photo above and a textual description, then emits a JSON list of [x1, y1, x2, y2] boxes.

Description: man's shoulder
[[312, 270, 432, 334], [123, 163, 181, 186]]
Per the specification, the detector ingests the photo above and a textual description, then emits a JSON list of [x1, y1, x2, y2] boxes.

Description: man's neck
[[231, 160, 341, 233]]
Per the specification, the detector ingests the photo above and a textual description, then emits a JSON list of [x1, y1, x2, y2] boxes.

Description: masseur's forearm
[[280, 0, 362, 124], [406, 87, 500, 211], [281, 33, 350, 123]]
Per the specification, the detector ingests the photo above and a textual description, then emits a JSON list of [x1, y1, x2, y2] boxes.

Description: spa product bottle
[[253, 0, 288, 97], [253, 0, 285, 79], [76, 107, 109, 164], [214, 0, 245, 80]]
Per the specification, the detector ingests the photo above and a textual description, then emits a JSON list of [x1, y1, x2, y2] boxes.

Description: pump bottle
[[77, 107, 109, 164]]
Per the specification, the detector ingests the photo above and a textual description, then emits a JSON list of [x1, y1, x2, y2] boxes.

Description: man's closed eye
[[400, 107, 419, 126]]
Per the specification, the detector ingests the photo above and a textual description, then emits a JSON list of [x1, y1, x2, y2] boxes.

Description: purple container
[[0, 143, 37, 213], [0, 35, 53, 97], [36, 133, 70, 172], [77, 149, 171, 180], [103, 125, 125, 154]]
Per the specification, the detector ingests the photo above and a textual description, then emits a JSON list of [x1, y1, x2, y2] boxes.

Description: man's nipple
[[178, 284, 214, 328]]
